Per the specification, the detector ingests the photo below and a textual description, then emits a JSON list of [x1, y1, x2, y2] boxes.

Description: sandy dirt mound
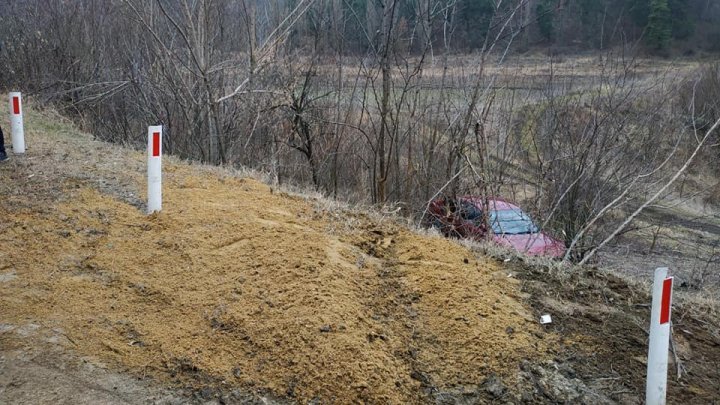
[[1, 108, 551, 403]]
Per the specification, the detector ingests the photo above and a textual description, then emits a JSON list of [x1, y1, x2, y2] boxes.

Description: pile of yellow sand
[[0, 112, 549, 402]]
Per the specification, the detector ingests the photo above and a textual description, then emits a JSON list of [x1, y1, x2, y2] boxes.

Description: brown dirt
[[0, 108, 551, 403], [506, 258, 720, 404]]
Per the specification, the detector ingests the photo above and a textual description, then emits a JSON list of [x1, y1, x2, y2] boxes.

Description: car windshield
[[490, 209, 539, 235]]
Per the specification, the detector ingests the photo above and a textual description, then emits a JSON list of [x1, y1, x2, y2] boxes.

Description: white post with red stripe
[[147, 125, 162, 213], [646, 267, 674, 405], [8, 92, 25, 154]]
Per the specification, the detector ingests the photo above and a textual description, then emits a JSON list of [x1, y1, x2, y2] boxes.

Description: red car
[[426, 196, 566, 258]]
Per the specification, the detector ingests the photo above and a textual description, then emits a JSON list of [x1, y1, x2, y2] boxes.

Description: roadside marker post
[[646, 267, 674, 405], [147, 125, 162, 213], [9, 92, 25, 154]]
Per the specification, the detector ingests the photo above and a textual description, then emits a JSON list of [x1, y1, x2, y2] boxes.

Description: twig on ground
[[669, 326, 686, 380]]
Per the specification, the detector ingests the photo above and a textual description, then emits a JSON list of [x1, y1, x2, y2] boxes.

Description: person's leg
[[0, 125, 8, 161]]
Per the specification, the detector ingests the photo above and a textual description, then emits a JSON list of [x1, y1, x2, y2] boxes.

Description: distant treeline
[[292, 0, 719, 54]]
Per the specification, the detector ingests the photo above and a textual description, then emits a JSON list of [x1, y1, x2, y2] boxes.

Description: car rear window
[[490, 209, 539, 235]]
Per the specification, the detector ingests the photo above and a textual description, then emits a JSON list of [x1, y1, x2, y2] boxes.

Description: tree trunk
[[376, 0, 398, 203]]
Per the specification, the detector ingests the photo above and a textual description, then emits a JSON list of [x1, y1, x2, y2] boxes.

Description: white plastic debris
[[540, 314, 552, 324]]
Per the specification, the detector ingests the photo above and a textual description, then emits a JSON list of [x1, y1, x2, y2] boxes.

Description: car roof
[[459, 196, 520, 211]]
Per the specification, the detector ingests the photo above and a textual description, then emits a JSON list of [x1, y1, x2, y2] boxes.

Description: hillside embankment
[[1, 107, 719, 404]]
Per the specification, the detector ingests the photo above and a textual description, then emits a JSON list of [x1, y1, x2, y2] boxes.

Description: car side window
[[459, 201, 482, 222]]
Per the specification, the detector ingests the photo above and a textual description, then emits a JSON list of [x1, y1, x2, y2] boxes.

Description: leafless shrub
[[677, 62, 720, 132], [508, 57, 692, 261]]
